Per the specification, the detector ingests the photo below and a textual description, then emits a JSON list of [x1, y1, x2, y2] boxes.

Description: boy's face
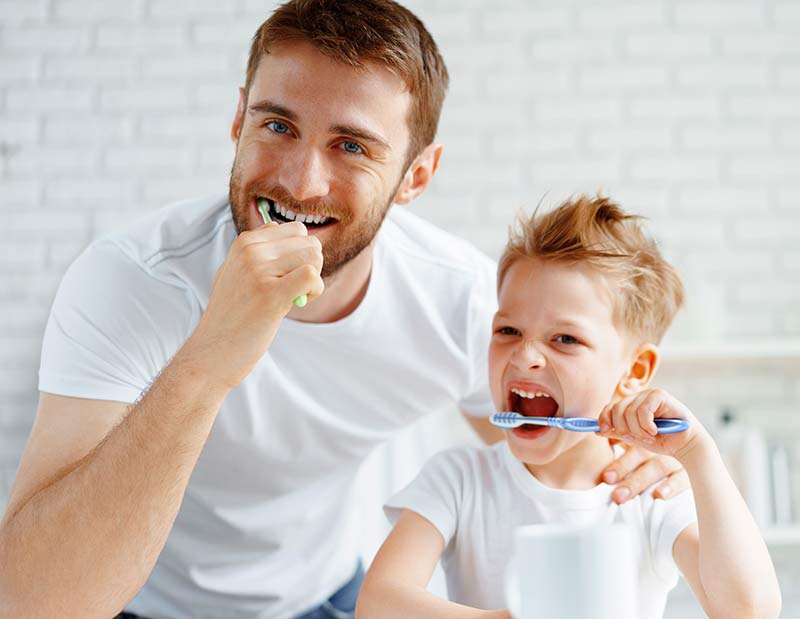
[[228, 39, 415, 278], [489, 258, 635, 469]]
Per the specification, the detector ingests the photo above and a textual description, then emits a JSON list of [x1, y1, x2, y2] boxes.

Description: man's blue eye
[[341, 141, 363, 154], [266, 120, 290, 134]]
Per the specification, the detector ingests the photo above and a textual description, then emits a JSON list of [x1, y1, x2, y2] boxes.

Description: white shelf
[[763, 526, 800, 546], [660, 339, 800, 365]]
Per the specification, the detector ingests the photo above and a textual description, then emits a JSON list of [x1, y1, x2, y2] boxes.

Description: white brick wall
[[2, 0, 799, 614]]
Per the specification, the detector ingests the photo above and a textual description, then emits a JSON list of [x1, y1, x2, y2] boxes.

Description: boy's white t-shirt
[[38, 194, 498, 619], [385, 441, 697, 619]]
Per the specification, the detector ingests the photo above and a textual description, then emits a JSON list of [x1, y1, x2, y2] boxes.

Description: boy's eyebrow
[[247, 99, 391, 151], [554, 318, 593, 331]]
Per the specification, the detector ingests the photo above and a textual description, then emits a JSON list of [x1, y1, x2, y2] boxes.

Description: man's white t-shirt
[[385, 441, 697, 619], [38, 194, 498, 619]]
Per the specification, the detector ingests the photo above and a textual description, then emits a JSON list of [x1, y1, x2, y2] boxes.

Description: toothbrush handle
[[562, 417, 689, 433], [652, 418, 690, 434], [257, 201, 309, 308]]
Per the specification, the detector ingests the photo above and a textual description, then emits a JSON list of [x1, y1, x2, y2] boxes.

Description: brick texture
[[1, 0, 798, 613]]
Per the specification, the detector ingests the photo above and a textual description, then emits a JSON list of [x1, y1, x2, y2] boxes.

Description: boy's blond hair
[[497, 195, 684, 344]]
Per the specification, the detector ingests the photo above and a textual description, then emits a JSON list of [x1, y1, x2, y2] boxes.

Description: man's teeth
[[510, 387, 551, 399], [271, 201, 331, 225]]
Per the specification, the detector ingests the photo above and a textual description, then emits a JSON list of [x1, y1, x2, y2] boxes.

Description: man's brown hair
[[245, 0, 449, 167], [498, 195, 684, 344]]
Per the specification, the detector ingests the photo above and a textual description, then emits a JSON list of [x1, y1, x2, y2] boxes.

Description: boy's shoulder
[[423, 441, 509, 480]]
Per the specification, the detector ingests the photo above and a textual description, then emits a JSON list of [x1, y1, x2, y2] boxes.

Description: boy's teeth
[[510, 387, 551, 399]]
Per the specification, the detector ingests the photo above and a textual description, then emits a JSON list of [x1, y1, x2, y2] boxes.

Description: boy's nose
[[511, 340, 547, 370], [278, 148, 331, 203]]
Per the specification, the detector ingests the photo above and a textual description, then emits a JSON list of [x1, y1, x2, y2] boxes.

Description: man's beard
[[229, 162, 399, 279]]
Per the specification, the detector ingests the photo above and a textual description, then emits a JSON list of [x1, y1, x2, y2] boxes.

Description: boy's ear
[[393, 143, 443, 205], [616, 344, 660, 397]]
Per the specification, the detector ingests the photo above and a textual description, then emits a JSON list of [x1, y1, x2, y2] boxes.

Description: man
[[0, 1, 688, 617]]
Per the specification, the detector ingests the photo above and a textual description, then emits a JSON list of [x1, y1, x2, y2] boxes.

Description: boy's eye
[[555, 334, 579, 345], [266, 120, 291, 134], [495, 326, 521, 336], [340, 140, 363, 154]]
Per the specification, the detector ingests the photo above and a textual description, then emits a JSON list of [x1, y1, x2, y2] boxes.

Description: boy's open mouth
[[508, 386, 559, 436], [257, 197, 338, 230]]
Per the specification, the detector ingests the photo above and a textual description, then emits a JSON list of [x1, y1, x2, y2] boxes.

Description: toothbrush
[[490, 412, 689, 434], [257, 198, 308, 308]]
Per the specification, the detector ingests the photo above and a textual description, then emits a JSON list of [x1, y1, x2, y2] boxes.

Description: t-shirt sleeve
[[644, 484, 698, 584], [383, 448, 468, 546], [38, 240, 194, 403], [458, 256, 498, 418]]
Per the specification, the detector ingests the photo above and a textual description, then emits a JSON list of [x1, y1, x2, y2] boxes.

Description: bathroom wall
[[2, 0, 798, 614]]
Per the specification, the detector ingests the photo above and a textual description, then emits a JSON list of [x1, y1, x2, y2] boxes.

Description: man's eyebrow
[[247, 100, 297, 121], [331, 123, 391, 151]]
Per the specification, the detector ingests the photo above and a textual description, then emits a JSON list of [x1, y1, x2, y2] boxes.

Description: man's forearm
[[0, 342, 230, 618]]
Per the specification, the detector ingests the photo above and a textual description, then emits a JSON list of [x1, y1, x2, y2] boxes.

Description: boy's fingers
[[636, 391, 660, 436], [610, 399, 632, 438], [597, 404, 613, 433], [609, 451, 684, 504]]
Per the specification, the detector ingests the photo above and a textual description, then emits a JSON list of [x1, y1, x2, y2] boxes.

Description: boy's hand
[[597, 388, 703, 461]]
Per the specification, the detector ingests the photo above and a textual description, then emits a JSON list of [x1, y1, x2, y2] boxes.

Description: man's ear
[[616, 343, 660, 397], [231, 87, 246, 144], [393, 143, 443, 205]]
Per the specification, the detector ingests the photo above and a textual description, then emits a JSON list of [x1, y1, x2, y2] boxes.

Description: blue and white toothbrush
[[490, 412, 689, 434]]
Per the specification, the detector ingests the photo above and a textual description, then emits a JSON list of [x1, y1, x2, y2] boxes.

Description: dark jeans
[[115, 560, 364, 619]]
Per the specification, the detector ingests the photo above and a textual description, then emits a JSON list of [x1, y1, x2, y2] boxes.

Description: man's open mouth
[[258, 197, 337, 229]]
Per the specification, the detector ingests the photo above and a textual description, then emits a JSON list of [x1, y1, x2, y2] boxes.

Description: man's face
[[229, 40, 413, 278], [488, 258, 634, 470]]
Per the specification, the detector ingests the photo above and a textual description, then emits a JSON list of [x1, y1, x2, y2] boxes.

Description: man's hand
[[184, 220, 324, 390], [601, 443, 690, 504]]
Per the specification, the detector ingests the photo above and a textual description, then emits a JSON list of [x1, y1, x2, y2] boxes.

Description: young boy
[[355, 195, 782, 619]]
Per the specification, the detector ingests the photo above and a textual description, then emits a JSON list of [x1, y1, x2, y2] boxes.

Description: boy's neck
[[523, 436, 616, 490]]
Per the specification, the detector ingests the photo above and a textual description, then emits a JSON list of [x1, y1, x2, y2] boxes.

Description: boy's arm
[[598, 389, 781, 619], [356, 509, 510, 619], [672, 432, 781, 618]]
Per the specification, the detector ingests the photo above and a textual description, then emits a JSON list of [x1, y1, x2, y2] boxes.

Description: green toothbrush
[[257, 198, 308, 308]]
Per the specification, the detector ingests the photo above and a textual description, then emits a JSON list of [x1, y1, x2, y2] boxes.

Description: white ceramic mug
[[505, 523, 636, 619]]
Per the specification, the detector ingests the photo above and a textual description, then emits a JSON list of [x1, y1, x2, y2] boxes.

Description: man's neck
[[286, 242, 375, 324]]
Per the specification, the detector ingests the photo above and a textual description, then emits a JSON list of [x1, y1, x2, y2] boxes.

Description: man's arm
[[0, 221, 324, 618], [0, 361, 226, 617]]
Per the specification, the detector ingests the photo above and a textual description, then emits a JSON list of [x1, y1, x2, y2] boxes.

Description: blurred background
[[1, 0, 799, 616]]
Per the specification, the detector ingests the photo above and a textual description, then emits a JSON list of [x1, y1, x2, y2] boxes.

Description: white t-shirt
[[385, 441, 697, 619], [38, 194, 498, 619]]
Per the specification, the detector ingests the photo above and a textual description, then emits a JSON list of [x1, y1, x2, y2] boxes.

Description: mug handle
[[504, 558, 520, 619]]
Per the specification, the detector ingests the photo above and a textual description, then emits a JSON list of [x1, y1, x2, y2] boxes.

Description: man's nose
[[278, 148, 331, 202], [511, 340, 547, 370]]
